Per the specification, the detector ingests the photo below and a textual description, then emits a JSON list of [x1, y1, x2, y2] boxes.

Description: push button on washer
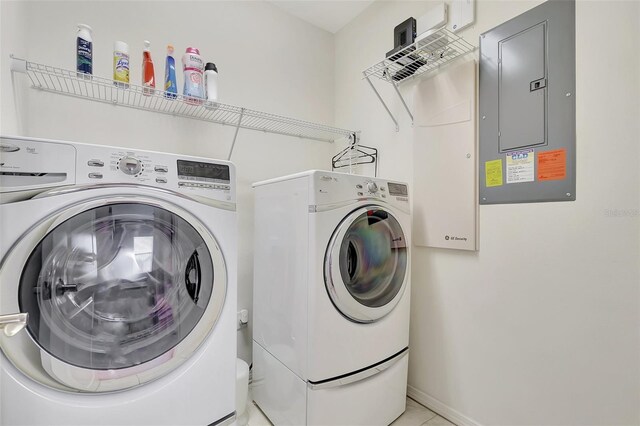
[[88, 172, 103, 179], [88, 160, 104, 167], [156, 177, 167, 184]]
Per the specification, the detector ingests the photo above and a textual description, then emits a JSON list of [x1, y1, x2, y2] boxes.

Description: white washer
[[252, 170, 411, 425], [0, 136, 237, 426]]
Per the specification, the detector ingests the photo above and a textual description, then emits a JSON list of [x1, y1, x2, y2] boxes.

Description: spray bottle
[[164, 45, 177, 99], [142, 40, 155, 96]]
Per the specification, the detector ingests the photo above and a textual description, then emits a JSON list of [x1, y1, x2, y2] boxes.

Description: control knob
[[118, 156, 142, 175], [367, 181, 378, 193]]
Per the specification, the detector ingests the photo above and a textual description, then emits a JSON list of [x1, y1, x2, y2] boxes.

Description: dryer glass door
[[4, 200, 226, 392], [325, 206, 408, 323]]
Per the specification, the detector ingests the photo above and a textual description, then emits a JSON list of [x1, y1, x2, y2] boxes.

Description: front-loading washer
[[0, 135, 237, 426], [251, 170, 411, 425]]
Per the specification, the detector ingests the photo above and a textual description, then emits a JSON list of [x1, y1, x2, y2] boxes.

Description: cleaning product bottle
[[113, 41, 130, 88], [182, 47, 204, 105], [76, 24, 93, 79], [204, 62, 219, 109], [164, 45, 177, 99], [142, 40, 155, 96]]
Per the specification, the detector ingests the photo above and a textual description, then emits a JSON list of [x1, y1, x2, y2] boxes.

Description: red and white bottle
[[142, 40, 155, 96]]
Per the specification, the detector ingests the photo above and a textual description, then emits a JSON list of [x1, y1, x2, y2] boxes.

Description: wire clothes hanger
[[331, 133, 378, 177]]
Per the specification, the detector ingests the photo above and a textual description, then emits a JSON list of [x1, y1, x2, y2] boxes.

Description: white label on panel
[[506, 149, 534, 184]]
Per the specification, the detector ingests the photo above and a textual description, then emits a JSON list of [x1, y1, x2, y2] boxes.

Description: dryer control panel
[[310, 171, 409, 209]]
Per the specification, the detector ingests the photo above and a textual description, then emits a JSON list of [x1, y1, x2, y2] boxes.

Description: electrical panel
[[479, 0, 575, 204]]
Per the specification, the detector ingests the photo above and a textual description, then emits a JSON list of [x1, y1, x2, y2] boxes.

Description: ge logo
[[445, 235, 450, 241]]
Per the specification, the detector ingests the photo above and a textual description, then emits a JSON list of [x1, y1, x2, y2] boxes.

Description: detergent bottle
[[182, 47, 204, 105], [164, 44, 178, 99], [142, 40, 155, 96]]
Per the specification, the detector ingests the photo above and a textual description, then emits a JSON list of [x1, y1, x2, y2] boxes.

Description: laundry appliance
[[0, 135, 237, 426], [252, 170, 411, 425]]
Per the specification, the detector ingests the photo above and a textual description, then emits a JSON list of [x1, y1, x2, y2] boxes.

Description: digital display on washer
[[177, 160, 230, 182], [388, 182, 408, 196]]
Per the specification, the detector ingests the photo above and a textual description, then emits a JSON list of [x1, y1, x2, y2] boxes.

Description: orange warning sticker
[[538, 149, 566, 181]]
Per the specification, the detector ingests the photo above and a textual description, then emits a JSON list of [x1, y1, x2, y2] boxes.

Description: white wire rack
[[362, 26, 475, 130], [363, 26, 475, 83], [10, 56, 355, 155]]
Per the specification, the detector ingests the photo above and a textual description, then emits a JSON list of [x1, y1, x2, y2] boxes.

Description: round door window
[[325, 206, 408, 323], [18, 203, 215, 371]]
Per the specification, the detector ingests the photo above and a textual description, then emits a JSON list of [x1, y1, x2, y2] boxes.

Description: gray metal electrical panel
[[479, 0, 575, 204]]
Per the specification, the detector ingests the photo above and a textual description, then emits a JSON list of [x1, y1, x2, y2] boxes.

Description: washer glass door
[[325, 206, 408, 323], [2, 199, 226, 392]]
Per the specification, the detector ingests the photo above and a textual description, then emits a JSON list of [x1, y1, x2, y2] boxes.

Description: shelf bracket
[[383, 67, 414, 125], [10, 55, 27, 73], [351, 131, 360, 146], [227, 107, 245, 160], [9, 55, 27, 134], [363, 72, 399, 132], [349, 132, 359, 174]]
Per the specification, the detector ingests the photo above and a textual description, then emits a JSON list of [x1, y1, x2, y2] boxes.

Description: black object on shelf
[[386, 17, 425, 82], [392, 17, 417, 51]]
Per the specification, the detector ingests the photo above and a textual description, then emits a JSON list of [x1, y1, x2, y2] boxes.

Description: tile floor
[[247, 397, 456, 426]]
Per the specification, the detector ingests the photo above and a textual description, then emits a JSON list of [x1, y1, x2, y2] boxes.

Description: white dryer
[[0, 135, 237, 426], [252, 170, 411, 425]]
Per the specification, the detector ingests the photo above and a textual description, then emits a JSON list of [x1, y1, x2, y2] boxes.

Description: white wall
[[334, 1, 640, 425], [0, 0, 339, 362], [0, 1, 28, 134], [3, 1, 639, 424]]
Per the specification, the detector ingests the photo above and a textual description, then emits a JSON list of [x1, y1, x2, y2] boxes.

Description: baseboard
[[407, 385, 483, 426]]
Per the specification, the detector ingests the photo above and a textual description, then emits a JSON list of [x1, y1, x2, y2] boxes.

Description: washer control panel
[[0, 136, 236, 203], [78, 144, 235, 202]]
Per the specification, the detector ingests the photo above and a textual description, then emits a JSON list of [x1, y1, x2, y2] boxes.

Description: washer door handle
[[0, 313, 28, 337]]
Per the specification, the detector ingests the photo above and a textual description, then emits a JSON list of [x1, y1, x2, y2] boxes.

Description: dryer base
[[252, 341, 408, 425]]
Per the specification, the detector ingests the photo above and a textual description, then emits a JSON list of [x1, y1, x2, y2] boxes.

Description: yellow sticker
[[485, 159, 503, 187]]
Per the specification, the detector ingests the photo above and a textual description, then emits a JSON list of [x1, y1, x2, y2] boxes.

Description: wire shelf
[[363, 26, 476, 84], [11, 57, 354, 143]]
